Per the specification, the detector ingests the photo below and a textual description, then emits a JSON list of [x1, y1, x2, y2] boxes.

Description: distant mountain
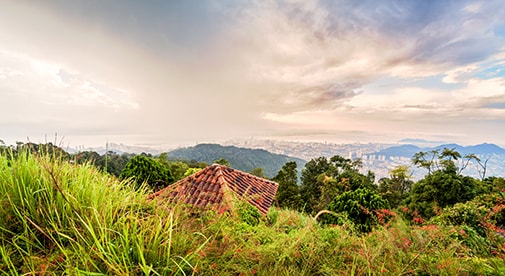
[[463, 143, 505, 155], [377, 144, 422, 158], [168, 144, 306, 178], [376, 143, 505, 158]]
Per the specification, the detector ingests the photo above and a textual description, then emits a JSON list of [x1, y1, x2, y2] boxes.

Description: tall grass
[[0, 150, 207, 275], [1, 149, 504, 275]]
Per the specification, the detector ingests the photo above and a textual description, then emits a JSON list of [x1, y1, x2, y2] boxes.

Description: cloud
[[2, 1, 505, 146], [221, 0, 505, 112]]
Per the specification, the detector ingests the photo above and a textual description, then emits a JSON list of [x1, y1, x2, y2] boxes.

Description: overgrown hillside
[[1, 150, 505, 274], [168, 143, 306, 178]]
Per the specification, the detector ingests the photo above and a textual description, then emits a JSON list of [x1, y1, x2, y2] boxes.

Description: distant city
[[82, 138, 505, 182], [222, 139, 505, 181]]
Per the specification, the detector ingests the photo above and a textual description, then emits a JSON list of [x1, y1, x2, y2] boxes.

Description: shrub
[[321, 188, 390, 233], [120, 155, 173, 190]]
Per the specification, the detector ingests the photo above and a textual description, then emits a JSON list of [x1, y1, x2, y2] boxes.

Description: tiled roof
[[148, 164, 279, 215]]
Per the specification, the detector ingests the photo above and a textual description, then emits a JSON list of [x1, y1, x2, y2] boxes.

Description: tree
[[412, 150, 438, 175], [157, 152, 171, 168], [299, 157, 331, 213], [413, 147, 478, 176], [94, 152, 131, 177], [250, 167, 266, 178], [407, 162, 480, 218], [475, 155, 491, 180], [481, 176, 505, 194], [273, 162, 302, 210], [321, 188, 390, 233], [183, 167, 202, 177], [214, 158, 231, 167], [167, 161, 190, 181], [300, 155, 375, 214], [318, 156, 375, 212], [120, 155, 173, 190], [75, 151, 133, 177], [74, 151, 101, 165], [378, 165, 413, 208]]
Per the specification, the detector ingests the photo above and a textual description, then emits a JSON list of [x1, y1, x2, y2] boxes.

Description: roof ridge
[[148, 165, 210, 199], [214, 164, 227, 186], [214, 164, 235, 213], [214, 164, 279, 186]]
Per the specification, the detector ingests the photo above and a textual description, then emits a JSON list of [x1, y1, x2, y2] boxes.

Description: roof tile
[[149, 164, 279, 215]]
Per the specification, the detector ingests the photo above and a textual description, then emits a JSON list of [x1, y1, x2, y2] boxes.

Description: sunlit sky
[[1, 1, 505, 148]]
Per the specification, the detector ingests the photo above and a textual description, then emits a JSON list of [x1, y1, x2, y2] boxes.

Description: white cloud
[[453, 77, 505, 105], [464, 3, 482, 14], [0, 50, 138, 109], [442, 65, 480, 84], [2, 1, 505, 146]]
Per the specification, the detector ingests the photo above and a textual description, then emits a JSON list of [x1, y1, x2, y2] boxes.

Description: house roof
[[148, 164, 279, 215]]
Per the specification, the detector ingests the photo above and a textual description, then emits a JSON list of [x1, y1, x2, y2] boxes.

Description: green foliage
[[74, 150, 133, 177], [412, 147, 481, 176], [8, 142, 71, 160], [321, 188, 390, 233], [428, 192, 505, 256], [273, 161, 302, 210], [168, 143, 306, 178], [430, 191, 505, 233], [214, 157, 231, 167], [249, 167, 266, 178], [101, 152, 133, 176], [0, 150, 208, 274], [300, 157, 331, 213], [236, 200, 262, 226], [408, 168, 480, 218], [378, 165, 414, 208], [482, 176, 505, 193], [183, 167, 202, 177], [408, 148, 485, 218], [1, 150, 505, 274], [120, 155, 173, 190], [300, 155, 375, 214], [167, 161, 190, 181], [156, 153, 208, 181]]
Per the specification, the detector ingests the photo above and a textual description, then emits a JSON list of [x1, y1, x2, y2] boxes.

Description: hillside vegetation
[[1, 150, 505, 274], [168, 144, 306, 178]]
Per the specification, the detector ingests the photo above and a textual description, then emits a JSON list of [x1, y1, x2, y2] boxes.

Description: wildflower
[[403, 238, 412, 248], [413, 217, 424, 224]]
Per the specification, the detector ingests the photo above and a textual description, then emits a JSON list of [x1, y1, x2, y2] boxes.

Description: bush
[[120, 155, 173, 190], [321, 188, 390, 233]]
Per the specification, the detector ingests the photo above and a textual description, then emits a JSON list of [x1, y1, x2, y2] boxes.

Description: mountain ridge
[[376, 143, 505, 157], [168, 143, 306, 178]]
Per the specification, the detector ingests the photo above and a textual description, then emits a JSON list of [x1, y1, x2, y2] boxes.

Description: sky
[[1, 0, 505, 148]]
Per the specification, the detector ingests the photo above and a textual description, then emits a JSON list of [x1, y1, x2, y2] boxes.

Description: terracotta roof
[[149, 164, 279, 215]]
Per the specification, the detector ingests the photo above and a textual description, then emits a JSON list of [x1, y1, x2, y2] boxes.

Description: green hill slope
[[168, 143, 306, 178]]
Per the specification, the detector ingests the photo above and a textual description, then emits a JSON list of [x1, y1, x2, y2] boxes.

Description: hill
[[168, 143, 306, 178], [376, 143, 505, 157], [2, 151, 505, 274]]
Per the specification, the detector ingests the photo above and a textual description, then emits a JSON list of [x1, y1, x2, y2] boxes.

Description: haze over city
[[1, 1, 505, 148]]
